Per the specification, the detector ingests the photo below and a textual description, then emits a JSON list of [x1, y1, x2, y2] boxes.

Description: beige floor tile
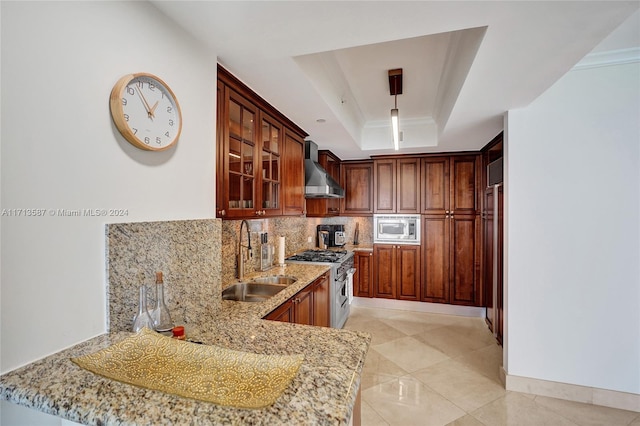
[[374, 336, 450, 373], [471, 392, 579, 426], [361, 399, 390, 426], [380, 316, 447, 336], [363, 375, 466, 426], [346, 317, 408, 345], [629, 415, 640, 426], [361, 348, 408, 390], [533, 395, 639, 426], [445, 414, 486, 426], [412, 359, 506, 412], [413, 325, 496, 358], [454, 343, 503, 383]]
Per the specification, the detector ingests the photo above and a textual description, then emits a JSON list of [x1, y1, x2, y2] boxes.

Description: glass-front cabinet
[[217, 65, 305, 219], [259, 113, 281, 216], [228, 92, 256, 214]]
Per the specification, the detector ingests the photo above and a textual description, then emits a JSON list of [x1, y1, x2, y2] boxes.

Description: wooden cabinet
[[306, 150, 341, 217], [421, 154, 481, 306], [264, 272, 330, 327], [293, 284, 314, 325], [341, 161, 374, 216], [483, 186, 504, 341], [217, 86, 259, 219], [281, 130, 305, 216], [353, 250, 373, 297], [373, 244, 421, 301], [264, 299, 294, 323], [312, 272, 330, 327], [217, 65, 307, 219], [374, 157, 420, 214]]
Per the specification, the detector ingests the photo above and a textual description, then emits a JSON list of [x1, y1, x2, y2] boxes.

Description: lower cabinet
[[373, 244, 421, 301], [312, 272, 331, 327], [264, 272, 330, 327], [422, 214, 481, 305], [353, 250, 373, 297]]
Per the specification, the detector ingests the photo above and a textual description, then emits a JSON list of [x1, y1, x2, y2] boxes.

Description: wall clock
[[110, 73, 182, 151]]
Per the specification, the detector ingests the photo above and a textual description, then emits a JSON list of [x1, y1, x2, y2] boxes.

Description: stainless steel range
[[286, 249, 354, 328]]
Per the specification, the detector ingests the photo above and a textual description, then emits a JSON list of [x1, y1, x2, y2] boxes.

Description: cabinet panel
[[373, 245, 396, 298], [354, 251, 373, 297], [451, 156, 478, 214], [397, 245, 420, 301], [422, 157, 449, 215], [374, 160, 396, 213], [450, 215, 479, 305], [281, 131, 305, 216], [422, 216, 449, 302], [374, 158, 420, 214], [341, 162, 374, 216], [294, 285, 314, 325], [264, 300, 294, 323], [483, 188, 495, 331], [397, 158, 420, 213], [312, 273, 330, 327]]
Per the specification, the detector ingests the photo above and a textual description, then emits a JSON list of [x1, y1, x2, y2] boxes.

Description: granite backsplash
[[221, 216, 372, 285], [106, 219, 222, 332]]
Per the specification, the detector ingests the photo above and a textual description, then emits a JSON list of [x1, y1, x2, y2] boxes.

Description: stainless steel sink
[[250, 275, 297, 285], [222, 282, 287, 302]]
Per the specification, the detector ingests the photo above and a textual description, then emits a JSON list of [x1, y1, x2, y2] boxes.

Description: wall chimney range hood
[[304, 140, 344, 198]]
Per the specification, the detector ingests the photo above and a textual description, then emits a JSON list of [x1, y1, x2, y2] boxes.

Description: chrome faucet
[[236, 220, 252, 280]]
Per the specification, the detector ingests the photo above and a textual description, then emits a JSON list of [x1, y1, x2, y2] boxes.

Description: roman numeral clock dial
[[110, 73, 182, 151]]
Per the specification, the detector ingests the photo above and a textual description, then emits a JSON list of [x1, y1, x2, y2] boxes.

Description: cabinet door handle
[[219, 209, 226, 217]]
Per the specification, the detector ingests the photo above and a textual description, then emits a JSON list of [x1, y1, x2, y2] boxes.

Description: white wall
[[505, 61, 640, 394], [1, 0, 217, 378]]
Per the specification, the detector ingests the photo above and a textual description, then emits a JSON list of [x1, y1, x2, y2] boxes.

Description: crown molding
[[573, 47, 640, 71]]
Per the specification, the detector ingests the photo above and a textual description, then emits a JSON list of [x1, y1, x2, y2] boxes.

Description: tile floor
[[344, 306, 640, 426]]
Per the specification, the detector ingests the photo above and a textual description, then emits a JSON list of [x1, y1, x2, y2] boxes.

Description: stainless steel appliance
[[304, 140, 344, 198], [286, 249, 354, 328], [316, 224, 346, 248], [373, 214, 421, 245]]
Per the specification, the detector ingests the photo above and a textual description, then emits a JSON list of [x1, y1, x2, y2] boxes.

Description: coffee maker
[[316, 224, 346, 248]]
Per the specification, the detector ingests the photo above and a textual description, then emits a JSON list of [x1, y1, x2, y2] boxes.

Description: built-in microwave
[[373, 214, 421, 245]]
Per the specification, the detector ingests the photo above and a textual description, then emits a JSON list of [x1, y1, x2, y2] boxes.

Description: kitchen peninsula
[[0, 219, 370, 425], [0, 267, 370, 425]]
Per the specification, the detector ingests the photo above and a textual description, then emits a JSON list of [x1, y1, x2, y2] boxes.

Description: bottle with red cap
[[172, 326, 186, 340]]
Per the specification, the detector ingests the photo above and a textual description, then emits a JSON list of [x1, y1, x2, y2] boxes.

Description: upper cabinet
[[373, 157, 420, 214], [422, 155, 479, 216], [306, 150, 341, 217], [217, 65, 307, 219], [341, 161, 374, 216], [281, 130, 305, 216]]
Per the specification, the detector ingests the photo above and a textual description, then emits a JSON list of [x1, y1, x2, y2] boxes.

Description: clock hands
[[150, 101, 159, 117], [134, 85, 156, 119]]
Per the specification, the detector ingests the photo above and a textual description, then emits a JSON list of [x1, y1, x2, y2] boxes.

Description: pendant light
[[388, 68, 403, 151]]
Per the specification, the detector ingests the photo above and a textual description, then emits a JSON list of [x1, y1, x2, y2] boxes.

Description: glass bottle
[[151, 272, 173, 332], [132, 284, 153, 332]]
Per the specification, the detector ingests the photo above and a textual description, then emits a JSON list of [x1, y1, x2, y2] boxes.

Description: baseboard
[[505, 374, 640, 413], [351, 297, 486, 318]]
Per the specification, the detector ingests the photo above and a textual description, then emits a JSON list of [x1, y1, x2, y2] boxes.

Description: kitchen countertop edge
[[0, 263, 371, 425]]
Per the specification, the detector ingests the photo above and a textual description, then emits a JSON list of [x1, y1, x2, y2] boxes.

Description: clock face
[[110, 73, 182, 151]]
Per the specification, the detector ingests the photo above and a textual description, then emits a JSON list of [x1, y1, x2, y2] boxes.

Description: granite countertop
[[0, 264, 371, 425]]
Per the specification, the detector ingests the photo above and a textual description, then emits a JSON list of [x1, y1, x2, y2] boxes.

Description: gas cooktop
[[286, 249, 348, 263]]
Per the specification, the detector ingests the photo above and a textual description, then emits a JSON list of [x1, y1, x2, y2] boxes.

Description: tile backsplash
[[106, 219, 222, 332]]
